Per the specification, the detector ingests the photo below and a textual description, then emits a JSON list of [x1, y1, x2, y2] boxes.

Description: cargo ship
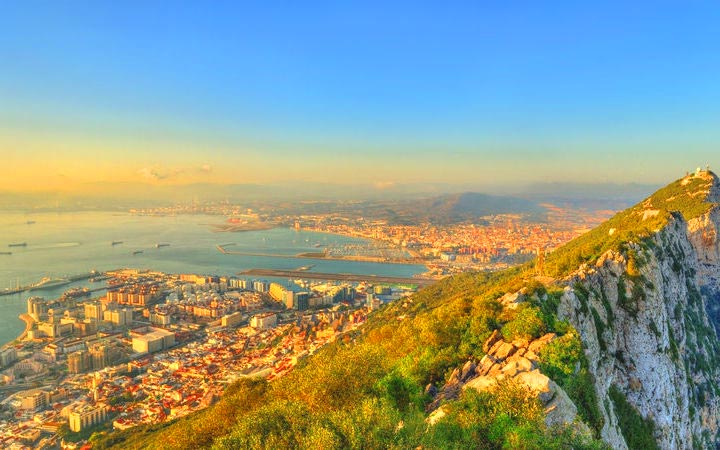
[[0, 252, 11, 255], [111, 241, 124, 246], [155, 243, 170, 248], [8, 242, 27, 247], [133, 250, 144, 255]]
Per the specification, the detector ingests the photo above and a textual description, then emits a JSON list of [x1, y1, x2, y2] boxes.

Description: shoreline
[[4, 313, 34, 348]]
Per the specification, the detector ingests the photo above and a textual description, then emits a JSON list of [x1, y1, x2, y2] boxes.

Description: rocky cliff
[[428, 170, 720, 449], [558, 171, 720, 449]]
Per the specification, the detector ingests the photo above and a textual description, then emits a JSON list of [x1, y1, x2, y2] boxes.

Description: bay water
[[0, 211, 423, 345]]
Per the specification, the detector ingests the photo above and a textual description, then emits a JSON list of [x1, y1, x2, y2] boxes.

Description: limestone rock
[[483, 329, 503, 353], [493, 342, 517, 361]]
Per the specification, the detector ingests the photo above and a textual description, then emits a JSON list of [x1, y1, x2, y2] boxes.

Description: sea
[[0, 211, 423, 346]]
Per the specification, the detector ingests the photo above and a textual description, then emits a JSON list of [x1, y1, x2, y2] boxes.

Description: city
[[0, 268, 416, 448]]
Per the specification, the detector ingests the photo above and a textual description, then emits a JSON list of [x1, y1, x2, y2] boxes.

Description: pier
[[0, 271, 98, 297], [238, 268, 438, 287]]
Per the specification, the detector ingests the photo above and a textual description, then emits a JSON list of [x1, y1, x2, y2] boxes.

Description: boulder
[[514, 369, 553, 403], [524, 350, 540, 362], [499, 291, 525, 309], [488, 339, 505, 356], [483, 329, 503, 353], [464, 375, 498, 392], [528, 333, 557, 354], [460, 361, 477, 382], [477, 355, 494, 376], [493, 342, 517, 361]]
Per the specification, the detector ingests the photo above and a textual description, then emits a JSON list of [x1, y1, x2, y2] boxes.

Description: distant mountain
[[94, 170, 720, 449], [421, 192, 546, 221], [0, 180, 646, 218]]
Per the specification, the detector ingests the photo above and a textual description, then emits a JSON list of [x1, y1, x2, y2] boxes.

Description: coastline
[[18, 313, 33, 341], [4, 313, 33, 348]]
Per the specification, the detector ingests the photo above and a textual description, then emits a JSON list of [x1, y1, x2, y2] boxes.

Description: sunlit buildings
[[131, 327, 176, 354], [250, 312, 277, 330], [69, 403, 109, 432]]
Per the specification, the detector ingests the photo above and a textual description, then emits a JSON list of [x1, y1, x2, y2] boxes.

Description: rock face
[[557, 172, 720, 449], [426, 172, 720, 449]]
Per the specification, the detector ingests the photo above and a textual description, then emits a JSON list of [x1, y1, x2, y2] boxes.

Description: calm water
[[0, 211, 423, 345]]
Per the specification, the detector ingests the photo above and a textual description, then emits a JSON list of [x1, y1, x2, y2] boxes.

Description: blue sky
[[1, 1, 719, 189]]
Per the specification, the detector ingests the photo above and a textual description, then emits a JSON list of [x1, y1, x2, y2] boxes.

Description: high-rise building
[[103, 308, 133, 326], [252, 280, 269, 293], [27, 297, 46, 321], [0, 347, 17, 367], [17, 389, 47, 411], [68, 350, 91, 374], [295, 292, 309, 311], [84, 302, 103, 322], [89, 344, 109, 371], [69, 403, 108, 432]]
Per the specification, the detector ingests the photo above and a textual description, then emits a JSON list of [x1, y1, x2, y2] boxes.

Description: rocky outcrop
[[426, 331, 582, 430], [558, 191, 720, 448]]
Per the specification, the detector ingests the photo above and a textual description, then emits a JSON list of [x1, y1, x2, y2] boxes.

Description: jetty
[[0, 271, 97, 297]]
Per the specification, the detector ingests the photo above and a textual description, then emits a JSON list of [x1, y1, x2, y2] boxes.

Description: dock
[[238, 268, 437, 287], [0, 271, 97, 297]]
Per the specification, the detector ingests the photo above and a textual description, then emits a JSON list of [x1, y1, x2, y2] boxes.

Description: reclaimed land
[[238, 268, 438, 287]]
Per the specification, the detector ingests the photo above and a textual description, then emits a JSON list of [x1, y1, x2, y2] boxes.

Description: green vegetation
[[608, 385, 659, 450], [537, 331, 604, 436], [544, 174, 716, 278], [501, 303, 547, 342], [92, 268, 608, 450]]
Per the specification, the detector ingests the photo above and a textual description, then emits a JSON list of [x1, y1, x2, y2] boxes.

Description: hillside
[[93, 170, 720, 449]]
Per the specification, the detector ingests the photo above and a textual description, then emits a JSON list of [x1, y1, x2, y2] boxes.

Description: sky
[[1, 1, 719, 192]]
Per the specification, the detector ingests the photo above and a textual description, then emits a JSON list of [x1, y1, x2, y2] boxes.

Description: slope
[[92, 170, 720, 449]]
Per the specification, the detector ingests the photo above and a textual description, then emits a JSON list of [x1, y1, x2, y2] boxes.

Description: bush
[[502, 305, 547, 342]]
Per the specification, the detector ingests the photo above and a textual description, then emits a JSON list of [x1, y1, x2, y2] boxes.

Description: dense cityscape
[[0, 267, 415, 448]]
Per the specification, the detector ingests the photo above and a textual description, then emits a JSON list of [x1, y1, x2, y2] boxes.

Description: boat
[[133, 250, 144, 255], [111, 241, 124, 246], [0, 252, 11, 255], [8, 242, 27, 247], [62, 287, 91, 299], [155, 243, 170, 248], [28, 277, 72, 291], [26, 220, 36, 225]]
